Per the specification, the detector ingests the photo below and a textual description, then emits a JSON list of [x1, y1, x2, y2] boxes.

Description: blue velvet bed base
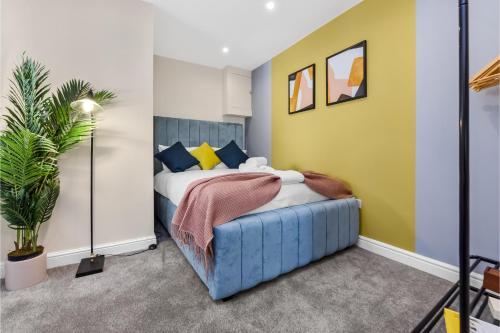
[[155, 192, 360, 300]]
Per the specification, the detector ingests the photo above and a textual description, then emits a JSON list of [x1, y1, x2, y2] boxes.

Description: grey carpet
[[0, 240, 470, 333]]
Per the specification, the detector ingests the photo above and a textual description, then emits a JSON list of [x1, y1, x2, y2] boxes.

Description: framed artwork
[[288, 64, 315, 114], [326, 40, 367, 106]]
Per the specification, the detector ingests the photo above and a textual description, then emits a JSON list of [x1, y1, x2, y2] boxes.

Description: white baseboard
[[357, 235, 483, 288], [1, 235, 157, 278], [1, 234, 484, 288]]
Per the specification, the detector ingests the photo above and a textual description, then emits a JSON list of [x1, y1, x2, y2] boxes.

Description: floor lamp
[[71, 90, 105, 278]]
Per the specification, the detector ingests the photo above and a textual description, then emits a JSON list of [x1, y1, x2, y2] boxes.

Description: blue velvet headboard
[[153, 116, 245, 174]]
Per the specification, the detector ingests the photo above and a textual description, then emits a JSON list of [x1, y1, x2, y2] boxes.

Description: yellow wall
[[272, 0, 416, 250]]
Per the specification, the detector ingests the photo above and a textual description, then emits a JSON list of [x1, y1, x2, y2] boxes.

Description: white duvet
[[154, 169, 328, 216]]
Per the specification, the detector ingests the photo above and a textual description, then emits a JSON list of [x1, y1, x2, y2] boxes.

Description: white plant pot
[[5, 252, 48, 291]]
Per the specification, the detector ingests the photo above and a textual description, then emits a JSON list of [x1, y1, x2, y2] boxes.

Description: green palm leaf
[[5, 55, 50, 134], [42, 79, 91, 143], [93, 90, 116, 105], [0, 129, 57, 189], [57, 115, 95, 154], [32, 178, 60, 226], [0, 190, 31, 228]]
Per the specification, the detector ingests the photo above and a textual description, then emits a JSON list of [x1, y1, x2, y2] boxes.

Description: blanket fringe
[[171, 224, 214, 276]]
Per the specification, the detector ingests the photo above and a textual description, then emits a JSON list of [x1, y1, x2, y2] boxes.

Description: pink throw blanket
[[172, 171, 353, 271], [171, 173, 281, 271], [302, 171, 353, 199]]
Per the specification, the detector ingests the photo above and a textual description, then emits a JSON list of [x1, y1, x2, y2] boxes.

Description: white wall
[[1, 0, 155, 258], [0, 0, 3, 132], [154, 55, 244, 126]]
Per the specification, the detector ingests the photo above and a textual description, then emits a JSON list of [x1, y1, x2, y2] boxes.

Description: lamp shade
[[70, 98, 102, 113], [70, 90, 102, 113]]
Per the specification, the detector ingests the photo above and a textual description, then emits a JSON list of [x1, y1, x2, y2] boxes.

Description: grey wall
[[246, 62, 272, 162], [416, 0, 499, 265]]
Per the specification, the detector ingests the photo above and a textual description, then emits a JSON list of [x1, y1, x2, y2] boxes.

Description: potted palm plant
[[0, 55, 114, 290]]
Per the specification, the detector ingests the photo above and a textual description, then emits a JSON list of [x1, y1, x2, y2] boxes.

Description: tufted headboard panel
[[153, 116, 245, 174]]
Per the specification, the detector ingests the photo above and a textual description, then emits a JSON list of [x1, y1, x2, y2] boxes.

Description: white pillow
[[214, 162, 229, 169]]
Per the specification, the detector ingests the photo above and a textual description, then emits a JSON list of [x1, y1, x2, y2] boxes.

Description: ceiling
[[148, 0, 363, 70]]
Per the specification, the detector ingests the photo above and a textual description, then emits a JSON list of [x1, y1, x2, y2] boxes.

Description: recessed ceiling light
[[222, 47, 229, 54], [265, 1, 275, 11]]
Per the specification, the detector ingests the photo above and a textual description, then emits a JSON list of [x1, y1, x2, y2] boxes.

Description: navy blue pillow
[[215, 140, 248, 169], [154, 142, 199, 172]]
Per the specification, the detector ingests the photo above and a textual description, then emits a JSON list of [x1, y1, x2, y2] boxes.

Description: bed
[[153, 116, 360, 300]]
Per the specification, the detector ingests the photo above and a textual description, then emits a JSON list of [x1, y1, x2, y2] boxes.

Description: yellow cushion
[[190, 142, 221, 170]]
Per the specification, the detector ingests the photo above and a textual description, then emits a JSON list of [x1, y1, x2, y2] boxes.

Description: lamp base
[[75, 255, 105, 278]]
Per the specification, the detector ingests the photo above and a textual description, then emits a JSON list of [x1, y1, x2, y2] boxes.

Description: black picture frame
[[326, 40, 367, 106], [288, 63, 316, 115]]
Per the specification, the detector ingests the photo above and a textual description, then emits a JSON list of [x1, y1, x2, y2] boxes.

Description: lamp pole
[[458, 1, 470, 332], [74, 91, 105, 278], [90, 118, 94, 256]]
